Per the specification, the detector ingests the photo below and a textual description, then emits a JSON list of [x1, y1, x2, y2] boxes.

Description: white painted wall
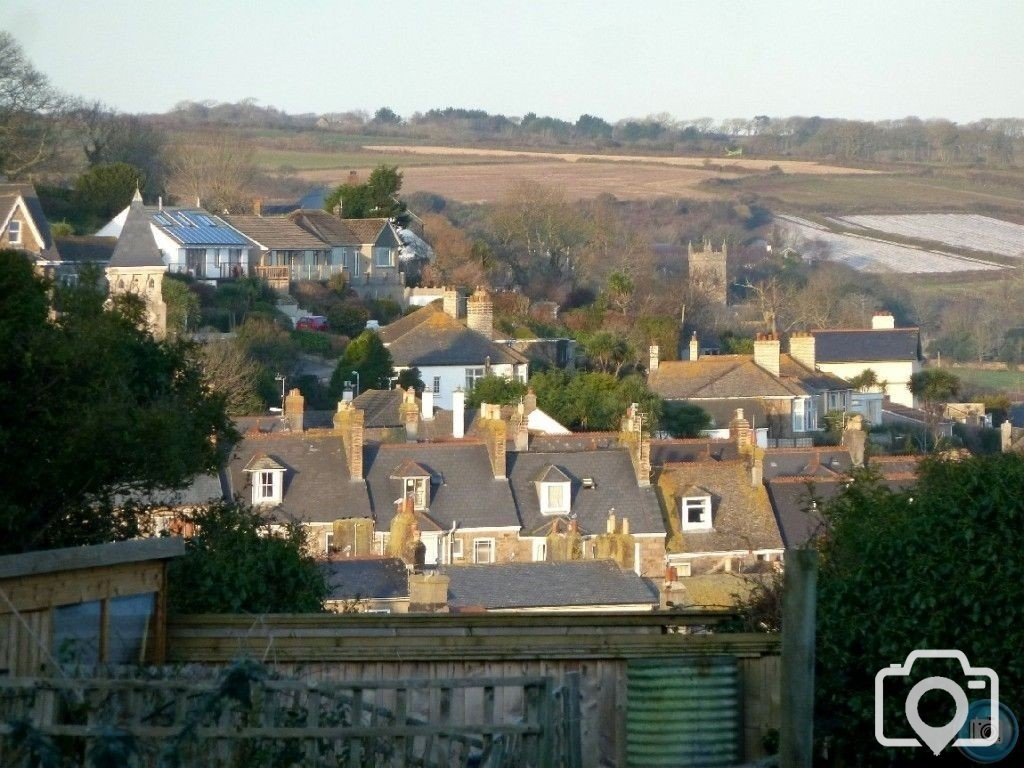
[[401, 363, 528, 409], [815, 360, 919, 408]]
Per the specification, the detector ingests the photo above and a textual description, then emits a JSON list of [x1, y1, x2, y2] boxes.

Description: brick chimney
[[513, 402, 529, 452], [523, 387, 537, 414], [594, 511, 636, 571], [689, 332, 699, 361], [387, 497, 422, 566], [648, 344, 660, 372], [546, 518, 583, 561], [750, 446, 764, 487], [872, 311, 895, 330], [400, 386, 419, 442], [479, 403, 507, 478], [284, 388, 305, 432], [789, 332, 816, 370], [253, 198, 263, 216], [442, 287, 461, 319], [729, 408, 752, 452], [618, 403, 651, 487], [333, 401, 364, 480], [842, 413, 866, 467], [452, 388, 465, 439], [408, 572, 450, 613], [466, 288, 493, 338], [753, 333, 780, 377]]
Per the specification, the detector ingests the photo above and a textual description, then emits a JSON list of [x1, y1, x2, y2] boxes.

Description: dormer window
[[244, 454, 285, 506], [8, 219, 21, 245], [391, 459, 432, 511], [535, 465, 571, 515], [682, 496, 712, 531]]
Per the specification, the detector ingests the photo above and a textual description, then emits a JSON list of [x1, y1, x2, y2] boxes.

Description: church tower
[[687, 238, 728, 306], [105, 189, 168, 339]]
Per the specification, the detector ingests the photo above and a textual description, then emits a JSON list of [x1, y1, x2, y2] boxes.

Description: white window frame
[[432, 376, 441, 395], [451, 538, 464, 560], [8, 219, 21, 244], [681, 496, 712, 531], [404, 477, 428, 510], [472, 538, 495, 564], [373, 246, 393, 268], [465, 367, 485, 391], [253, 469, 282, 506], [540, 481, 571, 515], [532, 539, 547, 562], [792, 398, 807, 433]]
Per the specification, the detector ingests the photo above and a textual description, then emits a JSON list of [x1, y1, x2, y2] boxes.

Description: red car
[[295, 315, 328, 331]]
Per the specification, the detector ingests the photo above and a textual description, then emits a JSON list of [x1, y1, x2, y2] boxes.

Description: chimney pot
[[452, 388, 465, 439]]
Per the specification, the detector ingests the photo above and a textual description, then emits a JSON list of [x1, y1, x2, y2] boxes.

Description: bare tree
[[196, 340, 263, 416], [166, 130, 257, 213]]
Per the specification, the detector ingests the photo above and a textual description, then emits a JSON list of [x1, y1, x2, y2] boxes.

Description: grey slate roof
[[651, 439, 740, 465], [322, 558, 409, 601], [386, 311, 528, 368], [109, 196, 165, 268], [507, 450, 665, 536], [114, 472, 227, 509], [764, 477, 839, 548], [762, 447, 853, 480], [352, 389, 404, 428], [365, 443, 520, 530], [53, 236, 116, 263], [378, 302, 442, 344], [443, 560, 659, 610], [227, 432, 372, 523], [812, 328, 921, 363]]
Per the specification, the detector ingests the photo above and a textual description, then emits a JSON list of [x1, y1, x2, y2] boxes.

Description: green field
[[948, 366, 1024, 395]]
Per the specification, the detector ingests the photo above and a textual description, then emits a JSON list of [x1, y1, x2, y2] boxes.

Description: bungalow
[[221, 214, 331, 290]]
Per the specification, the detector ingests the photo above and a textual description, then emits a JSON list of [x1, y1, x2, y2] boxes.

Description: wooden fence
[[166, 612, 781, 767]]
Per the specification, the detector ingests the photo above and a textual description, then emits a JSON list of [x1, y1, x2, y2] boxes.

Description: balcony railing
[[169, 263, 245, 280]]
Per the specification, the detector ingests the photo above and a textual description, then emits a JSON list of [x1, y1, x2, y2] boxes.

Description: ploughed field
[[777, 215, 1009, 274], [835, 214, 1024, 259]]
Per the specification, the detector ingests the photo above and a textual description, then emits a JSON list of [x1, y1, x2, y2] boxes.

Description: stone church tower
[[105, 189, 168, 339], [687, 238, 728, 306]]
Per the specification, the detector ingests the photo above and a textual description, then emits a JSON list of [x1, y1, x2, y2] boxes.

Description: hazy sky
[[4, 0, 1022, 122]]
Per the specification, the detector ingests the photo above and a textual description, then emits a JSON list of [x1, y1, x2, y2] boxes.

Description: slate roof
[[352, 389, 404, 428], [657, 461, 783, 555], [649, 353, 843, 401], [223, 214, 329, 250], [289, 209, 393, 247], [109, 196, 165, 268], [386, 311, 528, 368], [114, 472, 227, 509], [761, 447, 853, 480], [443, 560, 659, 610], [365, 443, 519, 530], [227, 432, 372, 523], [0, 182, 55, 254], [322, 558, 409, 601], [377, 302, 442, 344], [53, 236, 116, 263], [651, 439, 740, 465], [812, 328, 921, 363], [507, 449, 665, 536], [150, 209, 250, 246]]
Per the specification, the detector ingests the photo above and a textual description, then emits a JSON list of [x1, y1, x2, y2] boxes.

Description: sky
[[4, 0, 1023, 123]]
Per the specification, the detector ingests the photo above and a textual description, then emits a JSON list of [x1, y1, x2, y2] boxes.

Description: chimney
[[872, 311, 895, 330], [408, 572, 450, 613], [648, 344, 660, 372], [342, 386, 354, 403], [753, 333, 780, 377], [421, 389, 434, 420], [842, 414, 866, 467], [332, 517, 374, 557], [387, 497, 422, 565], [594, 511, 636, 571], [689, 332, 699, 361], [1001, 419, 1013, 452], [513, 403, 529, 452], [284, 388, 305, 432], [452, 388, 465, 439], [400, 387, 418, 441], [750, 447, 764, 487], [619, 403, 651, 487], [789, 332, 816, 370], [729, 408, 752, 452], [606, 511, 617, 534], [333, 401, 364, 480], [524, 388, 537, 414], [253, 198, 263, 216], [442, 287, 461, 319], [158, 196, 163, 211], [466, 288, 493, 338], [479, 403, 507, 478]]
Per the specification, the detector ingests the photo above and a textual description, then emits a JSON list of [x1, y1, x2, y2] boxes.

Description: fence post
[[780, 547, 818, 768], [563, 671, 583, 768]]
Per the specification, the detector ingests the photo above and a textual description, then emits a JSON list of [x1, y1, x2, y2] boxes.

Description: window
[[532, 540, 547, 562], [8, 219, 21, 244], [373, 246, 394, 268], [473, 538, 495, 564], [792, 397, 815, 433], [432, 376, 441, 395], [466, 367, 485, 391], [405, 477, 428, 510], [682, 496, 712, 531], [451, 538, 464, 560], [540, 482, 571, 515], [325, 532, 335, 553], [53, 601, 101, 665], [252, 469, 283, 505], [341, 247, 362, 276], [106, 593, 156, 664]]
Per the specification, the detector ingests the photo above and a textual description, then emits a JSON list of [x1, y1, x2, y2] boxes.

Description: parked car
[[295, 315, 329, 331]]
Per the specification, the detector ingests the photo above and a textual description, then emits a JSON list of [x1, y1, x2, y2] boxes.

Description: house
[[99, 199, 252, 281], [648, 334, 851, 444], [288, 209, 409, 301], [0, 182, 66, 276], [806, 312, 923, 408], [221, 213, 331, 290], [378, 289, 529, 410]]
